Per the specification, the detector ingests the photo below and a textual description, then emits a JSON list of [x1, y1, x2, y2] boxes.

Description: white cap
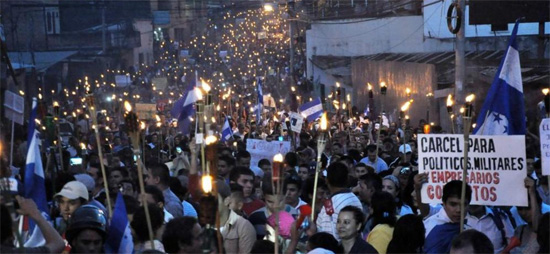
[[55, 181, 89, 201]]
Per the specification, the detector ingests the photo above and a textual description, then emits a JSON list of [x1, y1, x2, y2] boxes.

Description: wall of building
[[351, 59, 437, 128], [133, 20, 154, 67]]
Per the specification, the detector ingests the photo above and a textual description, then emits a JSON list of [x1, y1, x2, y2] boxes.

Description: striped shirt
[[316, 189, 362, 240]]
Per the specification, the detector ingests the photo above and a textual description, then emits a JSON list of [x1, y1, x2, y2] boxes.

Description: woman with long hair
[[337, 206, 377, 254], [386, 214, 425, 253], [365, 191, 397, 254]]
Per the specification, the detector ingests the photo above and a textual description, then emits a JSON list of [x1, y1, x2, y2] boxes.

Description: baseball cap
[[398, 144, 412, 154], [55, 181, 89, 201]]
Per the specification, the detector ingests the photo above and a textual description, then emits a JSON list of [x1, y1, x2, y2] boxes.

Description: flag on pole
[[473, 20, 525, 135], [22, 98, 49, 243], [171, 84, 201, 135], [105, 193, 133, 254], [299, 98, 323, 122], [221, 117, 233, 142], [256, 77, 263, 124]]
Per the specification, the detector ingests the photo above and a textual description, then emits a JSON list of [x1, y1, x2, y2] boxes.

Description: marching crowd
[[1, 110, 549, 254]]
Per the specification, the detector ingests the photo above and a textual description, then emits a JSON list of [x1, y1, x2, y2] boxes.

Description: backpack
[[490, 207, 510, 247]]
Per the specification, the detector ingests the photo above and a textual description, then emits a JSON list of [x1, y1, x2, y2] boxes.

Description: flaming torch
[[311, 113, 328, 222], [375, 82, 387, 155], [459, 93, 475, 232], [124, 101, 155, 248]]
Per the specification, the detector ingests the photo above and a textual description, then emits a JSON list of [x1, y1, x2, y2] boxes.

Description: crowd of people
[[1, 100, 549, 254], [1, 7, 549, 254]]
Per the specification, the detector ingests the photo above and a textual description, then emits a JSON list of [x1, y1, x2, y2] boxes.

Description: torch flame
[[320, 113, 328, 131], [380, 82, 387, 89], [124, 101, 132, 112], [465, 94, 475, 103], [140, 121, 146, 130], [194, 87, 203, 100], [205, 135, 218, 145], [406, 88, 411, 95], [202, 80, 211, 92], [273, 153, 284, 163], [53, 101, 59, 107], [446, 94, 454, 107], [543, 88, 549, 96], [401, 101, 411, 112], [367, 83, 372, 91], [155, 115, 161, 122], [336, 82, 340, 88], [201, 175, 213, 193]]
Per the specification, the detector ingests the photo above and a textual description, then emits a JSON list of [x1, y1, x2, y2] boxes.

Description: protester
[[65, 205, 108, 254], [1, 197, 65, 253], [386, 214, 425, 253], [146, 163, 184, 218], [131, 204, 165, 253], [338, 205, 378, 254], [162, 216, 203, 254], [450, 229, 494, 254]]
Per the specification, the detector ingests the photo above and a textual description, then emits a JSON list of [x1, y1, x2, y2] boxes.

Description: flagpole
[[85, 93, 112, 216]]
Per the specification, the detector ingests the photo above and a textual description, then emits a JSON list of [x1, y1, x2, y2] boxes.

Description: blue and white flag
[[299, 98, 323, 122], [105, 193, 133, 254], [22, 98, 49, 247], [221, 117, 233, 142], [473, 20, 525, 135], [171, 83, 200, 135]]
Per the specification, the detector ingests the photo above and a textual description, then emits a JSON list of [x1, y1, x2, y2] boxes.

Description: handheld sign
[[540, 118, 550, 176], [246, 139, 291, 168], [289, 112, 304, 133], [417, 134, 527, 206]]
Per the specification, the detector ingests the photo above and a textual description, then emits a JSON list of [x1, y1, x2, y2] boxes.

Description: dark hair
[[219, 155, 236, 167], [302, 176, 328, 204], [122, 195, 140, 215], [326, 162, 348, 188], [369, 191, 397, 229], [131, 204, 164, 242], [308, 232, 343, 254], [250, 240, 275, 254], [0, 204, 12, 243], [162, 217, 199, 253], [338, 155, 355, 167], [145, 185, 165, 204], [261, 175, 275, 196], [341, 205, 366, 232], [537, 212, 549, 254], [386, 214, 425, 253], [283, 175, 302, 193], [284, 152, 298, 167], [110, 166, 129, 178], [258, 159, 271, 168], [147, 163, 171, 186], [443, 180, 472, 203], [347, 149, 362, 163], [169, 177, 187, 202], [358, 173, 382, 191], [365, 144, 377, 153], [229, 166, 254, 183], [236, 150, 251, 160], [450, 229, 494, 254]]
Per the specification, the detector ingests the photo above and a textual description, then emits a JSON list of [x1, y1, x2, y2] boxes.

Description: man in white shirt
[[466, 205, 514, 253], [316, 162, 362, 240]]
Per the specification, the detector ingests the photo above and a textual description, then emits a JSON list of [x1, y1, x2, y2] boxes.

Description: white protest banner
[[540, 118, 550, 176], [417, 134, 527, 206], [289, 112, 304, 133], [152, 77, 168, 90], [246, 139, 291, 168]]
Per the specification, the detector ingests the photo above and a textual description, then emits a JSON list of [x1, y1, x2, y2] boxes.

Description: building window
[[45, 7, 60, 34]]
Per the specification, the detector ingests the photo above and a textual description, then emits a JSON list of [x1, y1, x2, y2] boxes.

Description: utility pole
[[288, 1, 294, 79], [455, 0, 466, 110], [101, 0, 106, 54]]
